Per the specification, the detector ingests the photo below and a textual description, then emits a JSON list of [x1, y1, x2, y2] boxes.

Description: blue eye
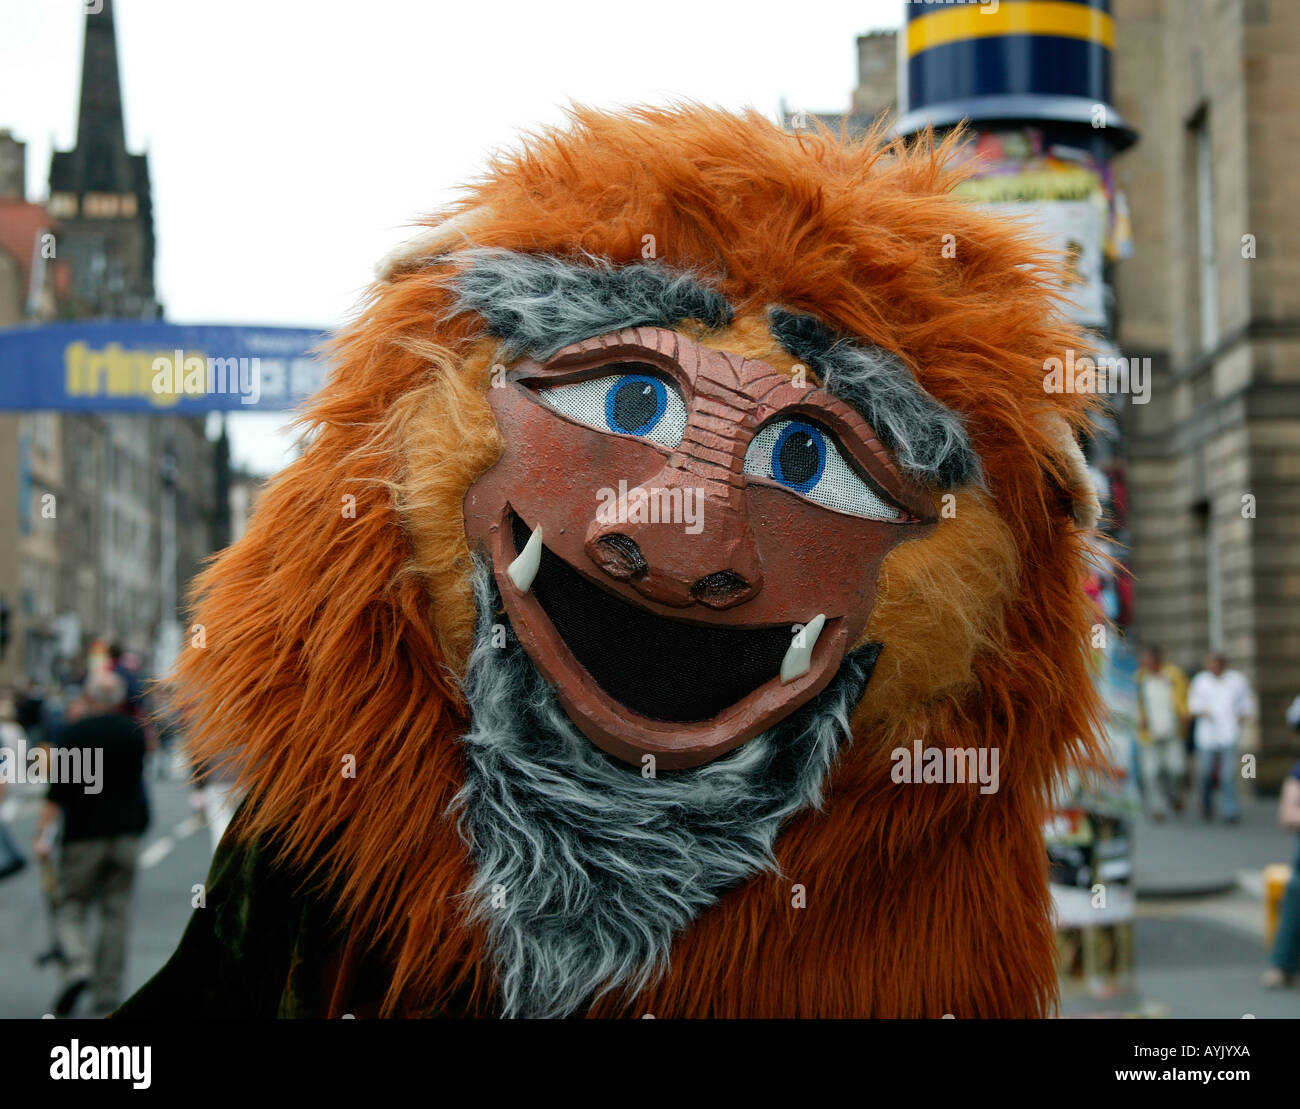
[[536, 368, 688, 448], [769, 421, 826, 493], [744, 417, 903, 521], [605, 375, 666, 436]]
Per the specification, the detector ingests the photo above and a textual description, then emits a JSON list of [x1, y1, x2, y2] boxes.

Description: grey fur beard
[[452, 556, 881, 1018]]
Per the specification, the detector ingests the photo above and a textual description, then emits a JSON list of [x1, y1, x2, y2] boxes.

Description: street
[[1128, 897, 1299, 1019], [0, 762, 213, 1018]]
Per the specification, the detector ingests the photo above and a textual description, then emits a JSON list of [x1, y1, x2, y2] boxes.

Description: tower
[[47, 0, 157, 319]]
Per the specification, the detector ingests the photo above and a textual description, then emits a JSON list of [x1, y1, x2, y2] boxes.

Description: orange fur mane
[[172, 105, 1105, 1017]]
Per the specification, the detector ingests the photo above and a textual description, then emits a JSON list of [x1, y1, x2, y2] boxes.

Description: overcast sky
[[2, 0, 901, 473]]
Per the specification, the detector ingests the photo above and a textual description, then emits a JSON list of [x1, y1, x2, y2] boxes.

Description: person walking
[[1135, 646, 1189, 819], [32, 670, 150, 1017], [16, 681, 46, 745], [105, 644, 143, 718], [1186, 653, 1254, 824], [107, 643, 160, 773]]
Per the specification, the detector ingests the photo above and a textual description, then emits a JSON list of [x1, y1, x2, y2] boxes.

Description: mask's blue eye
[[535, 367, 687, 448], [606, 375, 666, 436], [769, 422, 826, 493], [744, 417, 904, 521]]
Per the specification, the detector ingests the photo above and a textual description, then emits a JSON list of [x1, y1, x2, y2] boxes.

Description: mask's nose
[[584, 458, 763, 609]]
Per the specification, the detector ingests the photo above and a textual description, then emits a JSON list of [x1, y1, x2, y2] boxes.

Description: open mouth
[[509, 511, 796, 722]]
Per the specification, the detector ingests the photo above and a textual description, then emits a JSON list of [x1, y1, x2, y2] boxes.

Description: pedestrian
[[1186, 653, 1255, 823], [16, 681, 46, 745], [105, 644, 142, 715], [105, 639, 157, 769], [31, 670, 150, 1018], [1135, 646, 1189, 820], [1261, 747, 1300, 988]]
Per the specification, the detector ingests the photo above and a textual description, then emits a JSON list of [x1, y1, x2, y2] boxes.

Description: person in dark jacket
[[33, 671, 149, 1017]]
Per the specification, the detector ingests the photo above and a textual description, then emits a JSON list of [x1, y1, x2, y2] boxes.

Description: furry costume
[[118, 106, 1104, 1019]]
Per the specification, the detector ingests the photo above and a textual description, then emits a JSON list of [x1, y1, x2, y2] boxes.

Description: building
[[1109, 0, 1300, 786], [0, 0, 224, 689], [47, 0, 156, 321], [228, 467, 263, 545], [851, 31, 898, 124], [795, 0, 1299, 787], [0, 131, 64, 685]]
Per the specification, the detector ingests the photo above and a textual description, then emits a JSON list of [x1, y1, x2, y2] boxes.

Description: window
[[1189, 107, 1218, 352], [1194, 499, 1222, 652]]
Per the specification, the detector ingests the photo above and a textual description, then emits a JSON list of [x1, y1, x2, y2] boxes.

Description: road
[[0, 761, 213, 1018]]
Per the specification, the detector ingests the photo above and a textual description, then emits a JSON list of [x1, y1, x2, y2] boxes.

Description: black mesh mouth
[[510, 511, 796, 723]]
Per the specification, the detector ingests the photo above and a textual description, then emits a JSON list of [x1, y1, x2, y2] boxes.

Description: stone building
[[1109, 0, 1300, 784], [851, 31, 898, 124], [47, 0, 156, 321], [798, 0, 1300, 785], [0, 131, 64, 687]]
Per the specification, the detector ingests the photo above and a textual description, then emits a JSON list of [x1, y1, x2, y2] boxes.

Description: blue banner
[[0, 322, 331, 412]]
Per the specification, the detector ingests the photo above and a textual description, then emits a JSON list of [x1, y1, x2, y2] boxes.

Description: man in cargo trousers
[[33, 670, 150, 1017]]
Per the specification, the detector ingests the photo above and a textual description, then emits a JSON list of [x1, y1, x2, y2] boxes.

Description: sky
[[1, 0, 902, 473]]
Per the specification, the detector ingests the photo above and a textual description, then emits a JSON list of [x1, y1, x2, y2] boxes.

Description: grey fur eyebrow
[[448, 248, 733, 361], [446, 249, 977, 488], [766, 307, 981, 489]]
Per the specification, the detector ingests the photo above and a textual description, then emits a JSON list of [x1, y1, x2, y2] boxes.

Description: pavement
[[1133, 792, 1295, 899]]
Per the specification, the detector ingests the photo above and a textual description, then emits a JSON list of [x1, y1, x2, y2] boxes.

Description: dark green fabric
[[114, 798, 493, 1018], [114, 818, 348, 1019]]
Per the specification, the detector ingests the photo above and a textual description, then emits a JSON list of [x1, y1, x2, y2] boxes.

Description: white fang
[[780, 614, 826, 684], [507, 524, 543, 593]]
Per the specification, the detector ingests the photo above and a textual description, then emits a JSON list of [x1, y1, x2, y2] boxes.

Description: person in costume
[[117, 106, 1104, 1019]]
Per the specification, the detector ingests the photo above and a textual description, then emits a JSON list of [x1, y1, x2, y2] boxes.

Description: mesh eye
[[743, 418, 903, 521], [535, 367, 687, 448]]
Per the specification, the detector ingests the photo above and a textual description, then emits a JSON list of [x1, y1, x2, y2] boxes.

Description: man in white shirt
[[1186, 653, 1255, 823]]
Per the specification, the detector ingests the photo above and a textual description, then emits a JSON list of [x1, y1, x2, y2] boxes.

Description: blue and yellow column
[[896, 0, 1135, 150], [894, 0, 1143, 1011]]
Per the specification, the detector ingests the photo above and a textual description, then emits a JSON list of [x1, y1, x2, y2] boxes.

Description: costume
[[117, 107, 1103, 1019]]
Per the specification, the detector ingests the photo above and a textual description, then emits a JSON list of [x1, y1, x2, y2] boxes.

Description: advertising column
[[896, 0, 1141, 1009]]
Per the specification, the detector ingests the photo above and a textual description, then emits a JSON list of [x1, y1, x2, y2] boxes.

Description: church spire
[[72, 0, 131, 193], [48, 0, 157, 316], [50, 0, 134, 196]]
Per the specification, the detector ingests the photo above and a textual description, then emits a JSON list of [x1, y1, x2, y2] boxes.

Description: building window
[[1189, 107, 1218, 353], [1195, 499, 1223, 652], [48, 193, 78, 219]]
